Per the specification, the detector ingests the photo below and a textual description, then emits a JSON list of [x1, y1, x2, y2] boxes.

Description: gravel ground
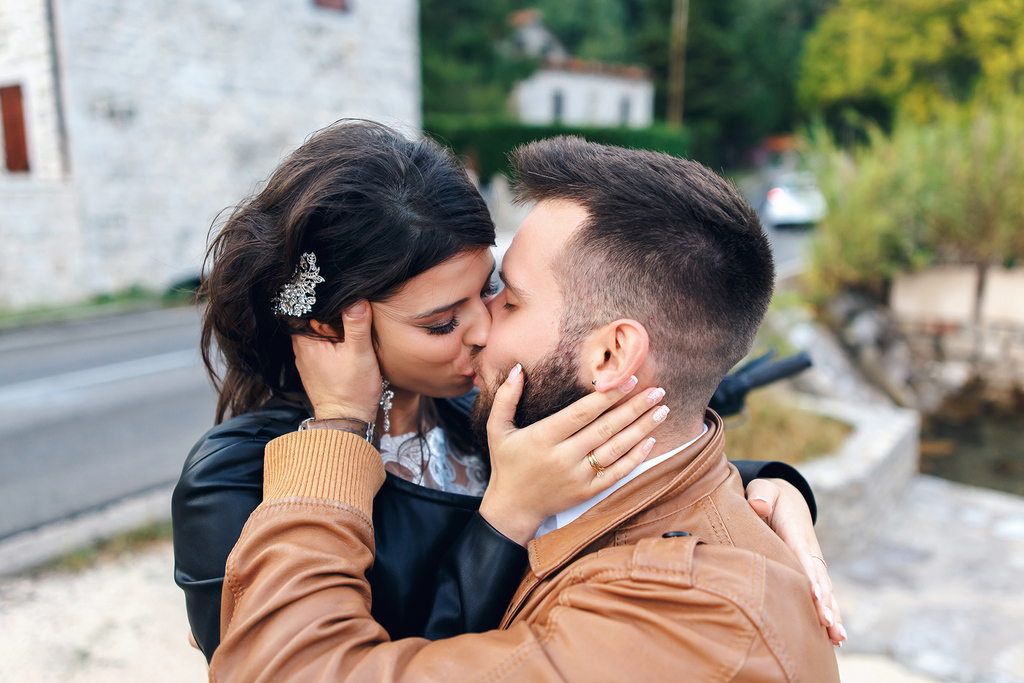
[[0, 539, 941, 683], [0, 543, 207, 683], [829, 475, 1024, 682]]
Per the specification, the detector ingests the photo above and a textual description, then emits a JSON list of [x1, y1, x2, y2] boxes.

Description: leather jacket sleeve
[[732, 459, 817, 524], [422, 512, 528, 639], [172, 428, 268, 661]]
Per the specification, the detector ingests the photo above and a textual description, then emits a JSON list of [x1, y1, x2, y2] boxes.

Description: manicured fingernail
[[823, 607, 834, 627], [750, 496, 769, 504], [837, 641, 843, 648], [838, 623, 848, 641], [652, 405, 670, 423], [642, 437, 656, 454], [507, 364, 521, 382], [647, 387, 665, 405], [813, 583, 822, 602], [618, 375, 638, 393], [346, 302, 367, 318]]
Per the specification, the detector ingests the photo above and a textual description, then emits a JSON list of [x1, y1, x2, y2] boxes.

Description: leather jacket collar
[[529, 409, 726, 580]]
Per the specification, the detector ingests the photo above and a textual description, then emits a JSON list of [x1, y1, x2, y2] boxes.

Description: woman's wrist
[[298, 416, 379, 447], [478, 494, 546, 547], [312, 401, 377, 424]]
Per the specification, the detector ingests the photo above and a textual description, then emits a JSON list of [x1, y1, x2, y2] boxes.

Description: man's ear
[[582, 319, 649, 393]]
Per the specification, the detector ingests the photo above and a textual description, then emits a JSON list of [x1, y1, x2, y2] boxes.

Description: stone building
[[0, 0, 420, 309]]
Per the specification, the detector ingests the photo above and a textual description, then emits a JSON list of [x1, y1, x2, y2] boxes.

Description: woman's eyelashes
[[425, 316, 460, 336], [426, 279, 496, 335]]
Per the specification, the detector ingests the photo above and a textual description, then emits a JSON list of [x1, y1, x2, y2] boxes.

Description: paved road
[[0, 307, 216, 539], [735, 172, 814, 280]]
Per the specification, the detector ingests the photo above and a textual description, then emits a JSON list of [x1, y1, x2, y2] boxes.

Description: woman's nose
[[463, 298, 491, 349]]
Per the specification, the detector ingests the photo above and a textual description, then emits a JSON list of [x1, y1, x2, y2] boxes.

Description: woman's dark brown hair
[[201, 120, 495, 423]]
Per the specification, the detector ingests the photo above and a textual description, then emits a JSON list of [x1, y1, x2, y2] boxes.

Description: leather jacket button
[[662, 531, 691, 538]]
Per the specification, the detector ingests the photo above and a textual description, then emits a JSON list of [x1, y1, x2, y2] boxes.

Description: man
[[211, 138, 841, 681]]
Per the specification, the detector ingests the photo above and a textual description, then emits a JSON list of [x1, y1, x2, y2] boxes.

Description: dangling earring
[[379, 378, 394, 434]]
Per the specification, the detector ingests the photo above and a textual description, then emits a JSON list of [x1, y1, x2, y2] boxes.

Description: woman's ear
[[309, 320, 343, 340], [582, 319, 649, 393]]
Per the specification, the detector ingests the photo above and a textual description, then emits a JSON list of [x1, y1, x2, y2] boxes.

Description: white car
[[761, 172, 827, 227]]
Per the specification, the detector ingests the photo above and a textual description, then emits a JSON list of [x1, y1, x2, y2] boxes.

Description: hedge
[[424, 116, 692, 182]]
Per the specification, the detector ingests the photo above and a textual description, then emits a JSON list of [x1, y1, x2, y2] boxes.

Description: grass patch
[[724, 388, 851, 464], [0, 279, 200, 331], [38, 520, 173, 575]]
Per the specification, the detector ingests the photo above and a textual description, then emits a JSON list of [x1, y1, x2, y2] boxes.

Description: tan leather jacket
[[212, 411, 839, 682]]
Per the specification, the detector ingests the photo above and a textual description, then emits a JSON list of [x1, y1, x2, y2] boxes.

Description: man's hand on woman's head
[[745, 478, 847, 647], [478, 364, 668, 546], [292, 301, 382, 424]]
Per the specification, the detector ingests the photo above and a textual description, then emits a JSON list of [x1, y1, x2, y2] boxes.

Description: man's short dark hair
[[511, 136, 774, 420]]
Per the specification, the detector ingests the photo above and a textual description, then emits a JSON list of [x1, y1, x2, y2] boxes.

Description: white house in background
[[0, 0, 420, 310], [508, 10, 653, 129], [513, 60, 654, 129]]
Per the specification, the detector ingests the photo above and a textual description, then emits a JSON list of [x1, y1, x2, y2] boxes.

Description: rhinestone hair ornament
[[271, 252, 325, 317]]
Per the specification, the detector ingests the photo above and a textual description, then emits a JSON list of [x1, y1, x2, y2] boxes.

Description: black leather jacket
[[172, 397, 816, 662]]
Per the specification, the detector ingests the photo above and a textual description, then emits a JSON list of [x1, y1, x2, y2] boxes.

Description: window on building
[[553, 90, 564, 124], [1, 84, 30, 173], [315, 0, 349, 10], [620, 96, 631, 126]]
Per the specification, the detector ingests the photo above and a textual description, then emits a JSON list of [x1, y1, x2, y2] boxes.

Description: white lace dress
[[378, 427, 488, 497]]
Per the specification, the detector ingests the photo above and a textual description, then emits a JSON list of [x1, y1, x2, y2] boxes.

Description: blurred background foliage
[[799, 0, 1024, 127], [804, 99, 1024, 297], [421, 0, 835, 167], [797, 0, 1024, 294]]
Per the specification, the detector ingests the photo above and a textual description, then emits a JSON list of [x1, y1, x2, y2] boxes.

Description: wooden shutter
[[1, 84, 30, 173], [315, 0, 349, 10]]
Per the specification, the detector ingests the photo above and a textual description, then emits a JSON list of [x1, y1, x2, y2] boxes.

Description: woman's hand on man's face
[[477, 365, 668, 546], [292, 301, 382, 424]]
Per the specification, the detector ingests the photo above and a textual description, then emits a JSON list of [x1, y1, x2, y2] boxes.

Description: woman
[[172, 120, 837, 661]]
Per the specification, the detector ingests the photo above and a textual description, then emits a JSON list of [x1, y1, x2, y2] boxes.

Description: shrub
[[424, 115, 692, 181], [804, 100, 1024, 298]]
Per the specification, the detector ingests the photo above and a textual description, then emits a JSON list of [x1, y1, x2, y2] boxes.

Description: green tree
[[420, 0, 535, 116], [798, 0, 1024, 123], [531, 0, 634, 62], [628, 0, 832, 161]]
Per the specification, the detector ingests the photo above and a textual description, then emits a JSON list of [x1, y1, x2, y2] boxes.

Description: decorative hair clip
[[272, 252, 325, 317]]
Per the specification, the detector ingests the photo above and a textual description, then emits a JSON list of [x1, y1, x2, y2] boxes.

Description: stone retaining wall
[[828, 266, 1024, 414], [795, 397, 921, 560]]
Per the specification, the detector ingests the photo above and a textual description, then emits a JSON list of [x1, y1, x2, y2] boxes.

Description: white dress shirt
[[534, 422, 710, 539]]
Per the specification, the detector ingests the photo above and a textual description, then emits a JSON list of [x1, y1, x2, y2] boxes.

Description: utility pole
[[667, 0, 689, 128]]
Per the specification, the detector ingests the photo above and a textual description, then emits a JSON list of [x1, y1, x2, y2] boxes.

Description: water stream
[[920, 414, 1024, 496]]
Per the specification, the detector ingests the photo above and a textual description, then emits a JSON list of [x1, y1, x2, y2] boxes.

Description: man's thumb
[[342, 301, 373, 346]]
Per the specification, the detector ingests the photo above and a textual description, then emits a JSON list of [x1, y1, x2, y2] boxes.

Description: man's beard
[[470, 337, 591, 459]]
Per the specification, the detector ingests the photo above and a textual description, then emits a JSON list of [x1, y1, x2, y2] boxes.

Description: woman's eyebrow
[[413, 298, 469, 320]]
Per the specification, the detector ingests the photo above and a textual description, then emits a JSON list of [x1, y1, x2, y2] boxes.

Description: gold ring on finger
[[811, 555, 827, 569], [587, 451, 605, 478]]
